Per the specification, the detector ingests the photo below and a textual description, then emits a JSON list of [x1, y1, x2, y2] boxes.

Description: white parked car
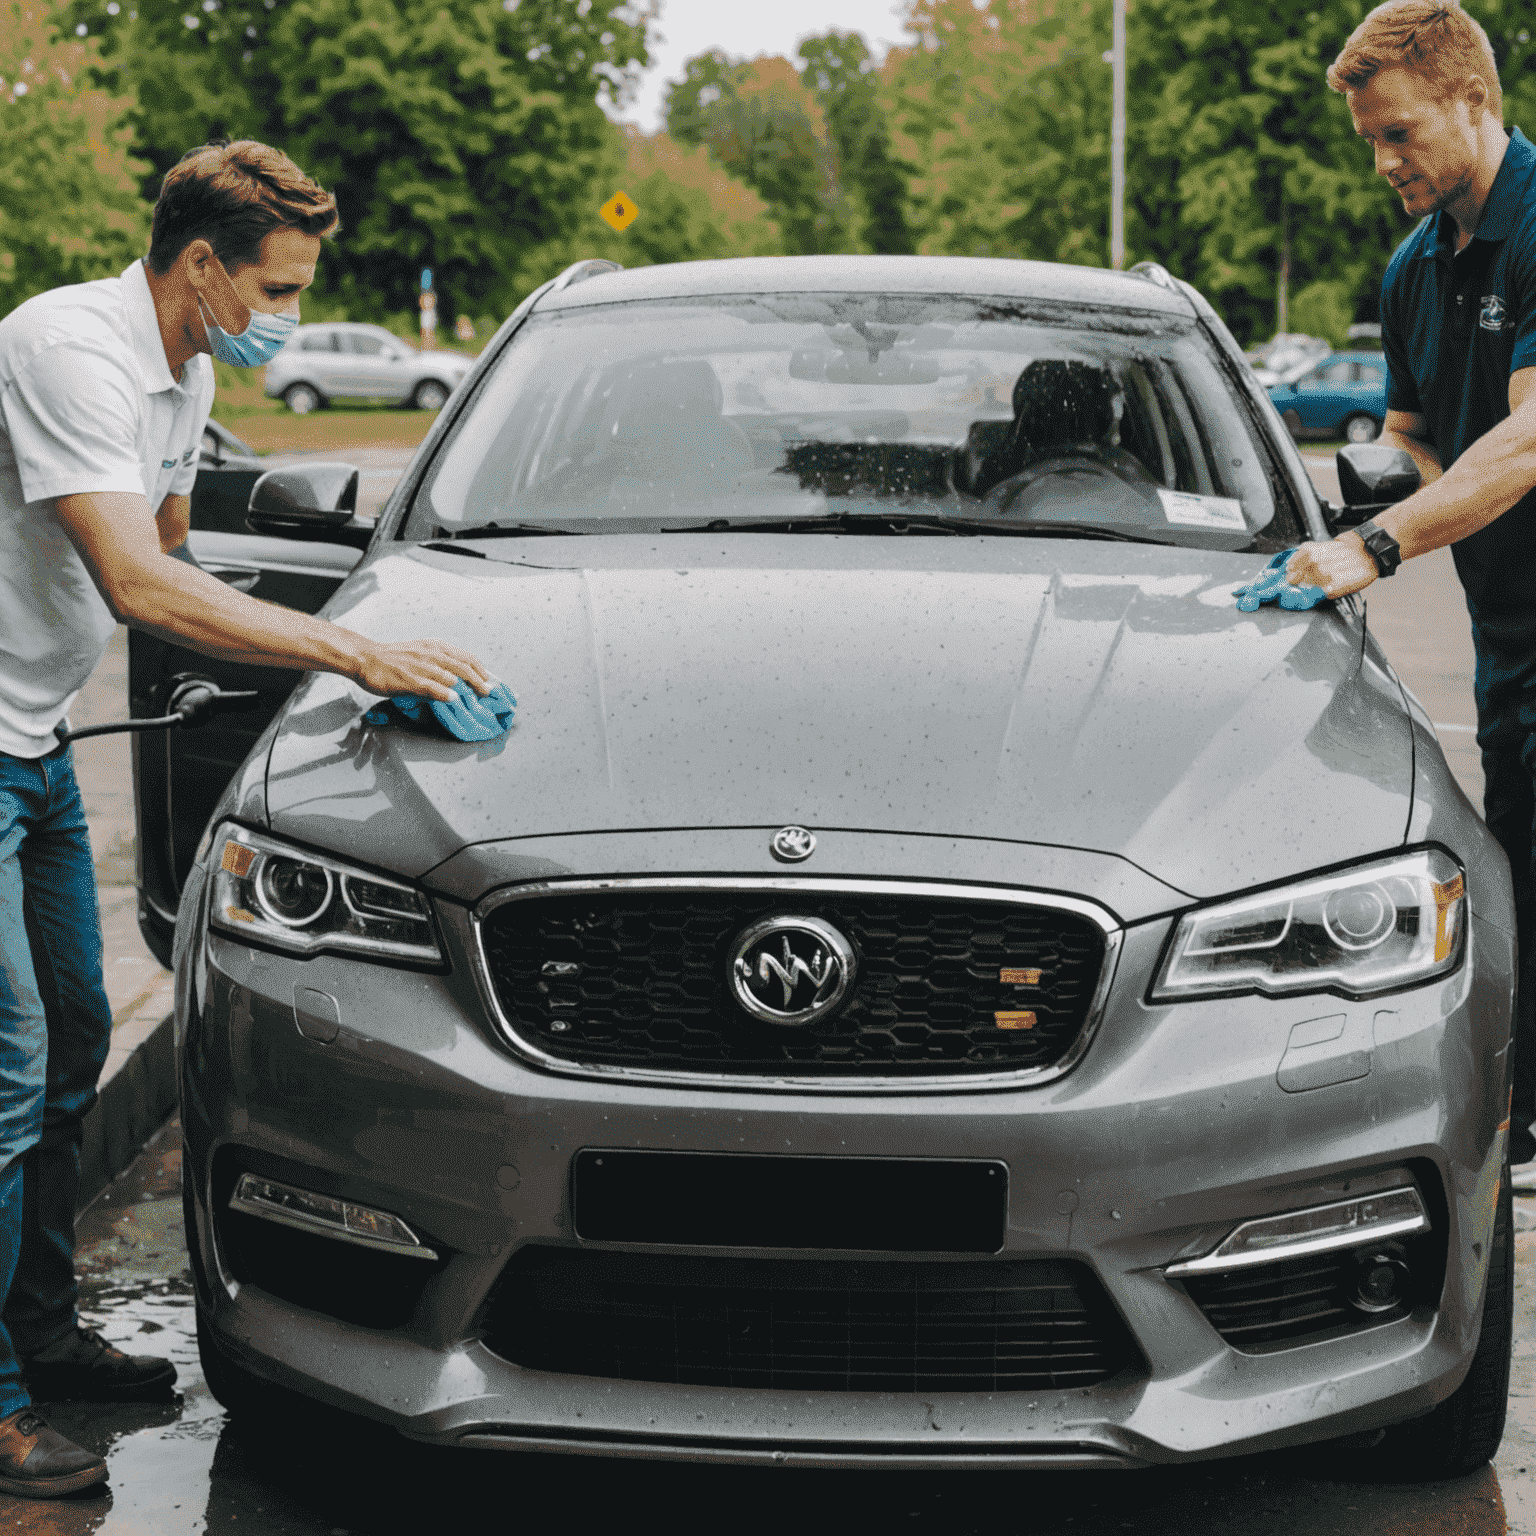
[[263, 322, 472, 414]]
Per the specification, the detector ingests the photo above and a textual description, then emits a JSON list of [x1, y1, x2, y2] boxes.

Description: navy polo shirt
[[1382, 127, 1536, 708]]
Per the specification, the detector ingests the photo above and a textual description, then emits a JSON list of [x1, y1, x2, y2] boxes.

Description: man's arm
[[56, 490, 490, 701], [155, 493, 190, 554], [1288, 367, 1536, 597], [1375, 408, 1444, 487]]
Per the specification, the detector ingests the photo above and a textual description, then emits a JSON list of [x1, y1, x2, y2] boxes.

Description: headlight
[[208, 825, 441, 964], [1151, 848, 1465, 1002]]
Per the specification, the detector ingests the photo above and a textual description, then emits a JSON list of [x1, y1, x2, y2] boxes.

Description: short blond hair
[[1328, 0, 1502, 119]]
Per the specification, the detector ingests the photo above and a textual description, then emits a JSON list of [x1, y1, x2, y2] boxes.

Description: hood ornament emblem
[[728, 915, 856, 1026], [770, 825, 816, 863]]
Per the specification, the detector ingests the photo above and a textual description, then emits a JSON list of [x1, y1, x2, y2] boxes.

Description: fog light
[[229, 1174, 439, 1260], [1353, 1252, 1412, 1314], [1166, 1185, 1428, 1277]]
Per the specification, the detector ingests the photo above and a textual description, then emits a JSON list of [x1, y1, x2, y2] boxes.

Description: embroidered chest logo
[[1480, 294, 1508, 332]]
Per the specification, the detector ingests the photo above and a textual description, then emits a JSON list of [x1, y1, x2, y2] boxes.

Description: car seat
[[974, 359, 1120, 493], [606, 358, 755, 493]]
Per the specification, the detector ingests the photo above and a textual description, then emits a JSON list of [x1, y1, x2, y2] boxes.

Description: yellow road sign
[[599, 191, 639, 232]]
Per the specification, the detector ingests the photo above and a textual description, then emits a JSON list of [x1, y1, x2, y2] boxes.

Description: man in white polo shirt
[[0, 140, 491, 1498]]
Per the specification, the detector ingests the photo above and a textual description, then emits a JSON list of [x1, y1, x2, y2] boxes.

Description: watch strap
[[1355, 518, 1402, 578]]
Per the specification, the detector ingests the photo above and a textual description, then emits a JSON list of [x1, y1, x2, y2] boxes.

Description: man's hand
[[353, 639, 492, 702], [1284, 535, 1379, 599]]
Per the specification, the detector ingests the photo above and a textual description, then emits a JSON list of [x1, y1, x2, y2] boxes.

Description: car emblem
[[728, 915, 856, 1026], [770, 825, 816, 862]]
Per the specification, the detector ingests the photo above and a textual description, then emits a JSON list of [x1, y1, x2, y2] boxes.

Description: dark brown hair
[[1328, 0, 1502, 118], [146, 140, 339, 275]]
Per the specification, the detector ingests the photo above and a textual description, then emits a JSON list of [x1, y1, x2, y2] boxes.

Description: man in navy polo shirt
[[1290, 0, 1536, 1162]]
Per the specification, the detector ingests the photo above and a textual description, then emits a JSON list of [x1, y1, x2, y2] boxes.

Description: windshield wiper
[[664, 513, 1170, 545], [428, 522, 589, 540]]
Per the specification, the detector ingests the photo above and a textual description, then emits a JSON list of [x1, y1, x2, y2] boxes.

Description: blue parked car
[[1268, 350, 1389, 443]]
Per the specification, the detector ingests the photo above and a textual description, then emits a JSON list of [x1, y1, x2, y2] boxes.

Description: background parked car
[[1267, 350, 1389, 442], [263, 322, 473, 414], [1244, 332, 1330, 388]]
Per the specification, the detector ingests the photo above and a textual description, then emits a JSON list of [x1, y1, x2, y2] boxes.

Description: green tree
[[798, 30, 914, 254], [1125, 0, 1408, 345], [666, 51, 850, 254], [883, 0, 1115, 267], [62, 0, 651, 319], [0, 0, 148, 310], [519, 125, 784, 286]]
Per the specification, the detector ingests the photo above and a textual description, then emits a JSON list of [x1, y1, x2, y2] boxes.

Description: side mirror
[[1323, 443, 1421, 533], [1337, 443, 1420, 506], [246, 462, 373, 550]]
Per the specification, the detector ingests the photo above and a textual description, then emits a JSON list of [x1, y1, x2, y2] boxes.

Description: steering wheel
[[977, 452, 1134, 516]]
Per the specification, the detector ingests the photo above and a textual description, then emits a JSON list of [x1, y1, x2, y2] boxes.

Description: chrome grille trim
[[469, 877, 1123, 1095]]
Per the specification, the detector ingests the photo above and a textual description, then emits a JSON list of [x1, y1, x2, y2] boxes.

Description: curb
[[79, 973, 178, 1209]]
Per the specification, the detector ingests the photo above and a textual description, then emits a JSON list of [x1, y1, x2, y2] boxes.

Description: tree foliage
[[0, 0, 147, 307], [883, 0, 1113, 268], [799, 30, 913, 254], [525, 125, 783, 280], [666, 51, 850, 254], [62, 0, 653, 317]]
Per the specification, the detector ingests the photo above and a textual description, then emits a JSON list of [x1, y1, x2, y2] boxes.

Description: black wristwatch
[[1354, 518, 1402, 578]]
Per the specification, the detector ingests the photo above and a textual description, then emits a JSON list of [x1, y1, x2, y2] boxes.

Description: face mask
[[198, 297, 298, 367]]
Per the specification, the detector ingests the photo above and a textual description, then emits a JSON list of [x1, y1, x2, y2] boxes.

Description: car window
[[1303, 360, 1356, 386], [345, 334, 389, 356], [411, 292, 1301, 551], [1358, 363, 1385, 383], [298, 332, 336, 353]]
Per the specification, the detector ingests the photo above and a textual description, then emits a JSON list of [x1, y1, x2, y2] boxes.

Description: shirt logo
[[1480, 294, 1507, 332]]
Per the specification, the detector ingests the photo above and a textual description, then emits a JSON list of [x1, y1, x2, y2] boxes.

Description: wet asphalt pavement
[[0, 1121, 1525, 1535]]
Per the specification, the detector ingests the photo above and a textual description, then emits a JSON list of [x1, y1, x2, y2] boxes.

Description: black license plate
[[573, 1150, 1007, 1253]]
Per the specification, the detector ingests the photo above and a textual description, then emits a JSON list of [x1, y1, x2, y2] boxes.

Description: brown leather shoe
[[23, 1326, 177, 1402], [0, 1407, 107, 1497]]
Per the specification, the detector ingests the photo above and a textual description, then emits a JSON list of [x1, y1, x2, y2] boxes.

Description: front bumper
[[175, 861, 1513, 1469]]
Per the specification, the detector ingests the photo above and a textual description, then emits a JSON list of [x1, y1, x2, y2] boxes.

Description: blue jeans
[[0, 746, 113, 1416]]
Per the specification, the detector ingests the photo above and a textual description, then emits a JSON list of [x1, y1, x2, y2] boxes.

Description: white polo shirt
[[0, 260, 214, 758]]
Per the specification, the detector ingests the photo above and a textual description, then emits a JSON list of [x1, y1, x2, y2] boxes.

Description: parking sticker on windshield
[[1157, 489, 1246, 530]]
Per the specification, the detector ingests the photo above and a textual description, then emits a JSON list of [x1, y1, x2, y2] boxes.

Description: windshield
[[409, 292, 1301, 549]]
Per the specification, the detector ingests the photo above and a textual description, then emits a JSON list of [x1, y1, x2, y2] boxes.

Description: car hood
[[264, 535, 1412, 901]]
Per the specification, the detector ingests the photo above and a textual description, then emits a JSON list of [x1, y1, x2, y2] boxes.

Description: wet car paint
[[3, 1123, 1533, 1534], [169, 255, 1520, 1474], [262, 536, 1412, 901]]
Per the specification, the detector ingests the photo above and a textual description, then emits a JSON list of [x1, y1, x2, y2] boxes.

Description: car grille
[[477, 886, 1107, 1078], [484, 1249, 1140, 1392], [1181, 1250, 1412, 1352]]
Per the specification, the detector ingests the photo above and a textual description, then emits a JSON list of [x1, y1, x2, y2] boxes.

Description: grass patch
[[216, 405, 439, 454]]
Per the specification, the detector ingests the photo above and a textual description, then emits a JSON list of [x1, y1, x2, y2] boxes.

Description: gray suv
[[149, 255, 1514, 1480], [263, 321, 472, 413]]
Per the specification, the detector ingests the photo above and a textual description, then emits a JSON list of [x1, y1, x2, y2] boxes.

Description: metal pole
[[1110, 0, 1126, 269]]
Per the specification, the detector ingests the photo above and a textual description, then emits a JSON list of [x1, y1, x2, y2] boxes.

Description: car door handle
[[205, 567, 260, 592]]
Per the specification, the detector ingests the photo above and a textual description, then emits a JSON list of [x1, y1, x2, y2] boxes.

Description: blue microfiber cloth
[[363, 678, 517, 742], [1232, 549, 1328, 612]]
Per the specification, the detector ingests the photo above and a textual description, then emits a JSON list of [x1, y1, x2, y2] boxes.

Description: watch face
[[1360, 523, 1400, 575]]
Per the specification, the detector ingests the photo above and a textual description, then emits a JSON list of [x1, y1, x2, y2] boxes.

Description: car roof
[[534, 255, 1196, 318]]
